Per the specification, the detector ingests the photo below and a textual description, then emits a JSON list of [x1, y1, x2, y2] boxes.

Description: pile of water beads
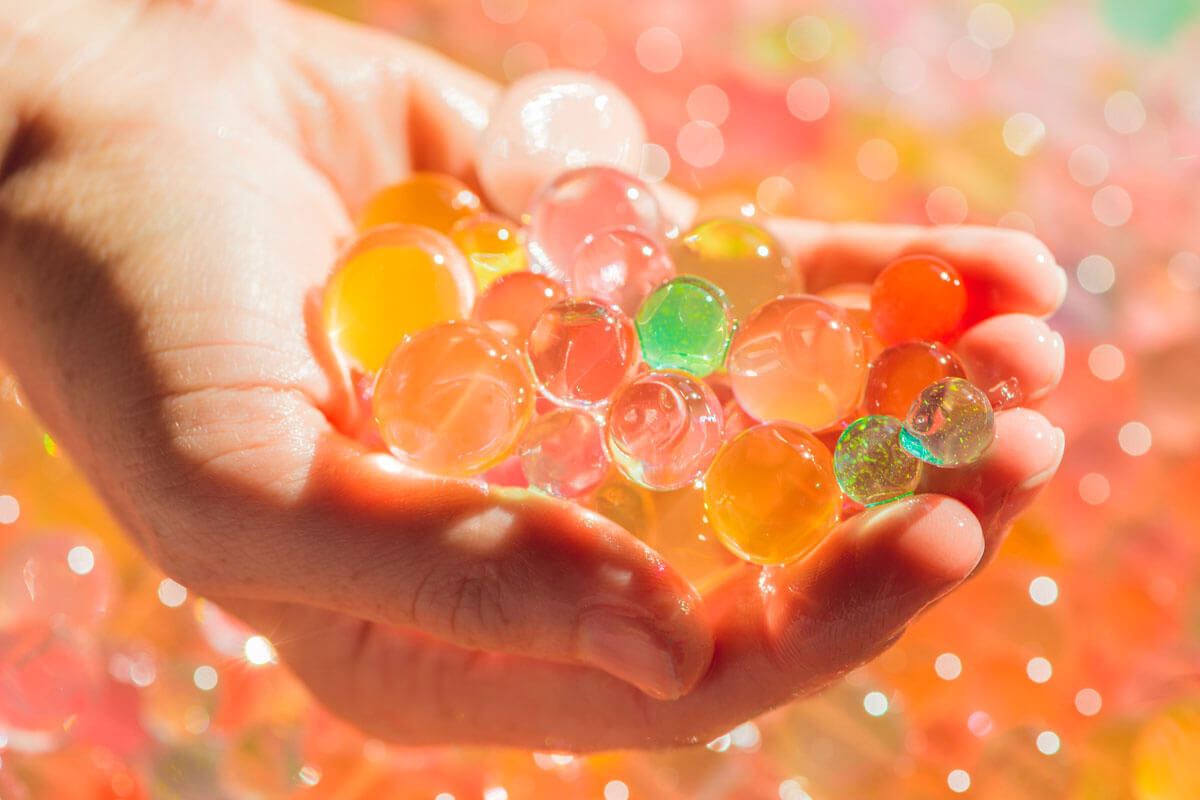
[[322, 71, 1022, 574]]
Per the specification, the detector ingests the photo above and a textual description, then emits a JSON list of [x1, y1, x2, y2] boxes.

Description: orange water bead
[[864, 340, 966, 418], [472, 271, 567, 350], [358, 172, 482, 233], [374, 320, 534, 477], [820, 282, 884, 360], [450, 213, 527, 289], [703, 423, 841, 565], [323, 225, 475, 373], [870, 255, 967, 344]]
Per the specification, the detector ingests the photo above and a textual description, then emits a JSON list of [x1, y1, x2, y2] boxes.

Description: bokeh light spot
[[481, 0, 526, 24], [1077, 254, 1116, 293], [1037, 730, 1061, 754], [1167, 251, 1200, 291], [880, 47, 926, 94], [936, 652, 963, 680], [926, 186, 969, 224], [1118, 421, 1152, 455], [1076, 688, 1103, 715], [787, 16, 832, 62], [1088, 344, 1126, 381], [1003, 112, 1046, 156], [193, 665, 218, 691], [779, 779, 814, 800], [947, 35, 992, 79], [245, 635, 277, 666], [864, 691, 889, 716], [756, 176, 794, 214], [968, 3, 1015, 48], [1029, 576, 1059, 605], [0, 495, 18, 524], [676, 121, 724, 167], [639, 143, 671, 183], [66, 545, 95, 576], [158, 578, 188, 608], [1105, 90, 1147, 134], [732, 721, 762, 748], [1093, 185, 1133, 226], [604, 780, 630, 800], [1027, 656, 1053, 683], [636, 26, 683, 73], [967, 710, 994, 736], [786, 77, 831, 121], [1079, 472, 1111, 505], [1069, 144, 1110, 186], [687, 84, 731, 125], [948, 769, 971, 792]]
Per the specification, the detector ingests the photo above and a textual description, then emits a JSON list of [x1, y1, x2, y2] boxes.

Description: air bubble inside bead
[[571, 226, 676, 314], [519, 408, 610, 498], [526, 298, 639, 407], [374, 320, 534, 477], [833, 416, 921, 506], [702, 423, 841, 565], [606, 370, 725, 490], [900, 377, 995, 467], [635, 276, 733, 377], [669, 218, 798, 319], [525, 167, 664, 280], [478, 71, 647, 218]]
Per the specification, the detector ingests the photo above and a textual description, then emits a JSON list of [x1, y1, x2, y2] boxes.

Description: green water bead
[[900, 377, 995, 467], [834, 416, 921, 506], [635, 276, 734, 377]]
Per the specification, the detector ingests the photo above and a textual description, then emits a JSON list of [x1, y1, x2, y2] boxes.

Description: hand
[[0, 0, 1065, 750]]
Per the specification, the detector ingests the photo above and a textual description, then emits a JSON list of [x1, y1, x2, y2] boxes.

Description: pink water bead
[[571, 227, 676, 315], [519, 408, 611, 498], [374, 320, 535, 477], [606, 370, 725, 490], [473, 271, 567, 350], [0, 620, 102, 738], [525, 167, 665, 280], [728, 295, 867, 430], [478, 70, 647, 218], [527, 298, 639, 408]]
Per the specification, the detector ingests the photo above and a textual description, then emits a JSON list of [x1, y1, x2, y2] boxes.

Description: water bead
[[357, 173, 482, 234], [635, 277, 734, 377], [571, 226, 676, 315], [526, 298, 639, 407], [473, 271, 567, 349], [727, 295, 867, 430], [323, 225, 476, 373], [374, 320, 534, 477], [870, 255, 968, 344], [525, 167, 664, 280], [669, 218, 799, 319], [0, 534, 113, 627], [519, 408, 610, 498], [450, 213, 528, 289], [645, 488, 740, 591], [819, 282, 884, 360], [986, 376, 1025, 410], [606, 370, 725, 491], [864, 340, 966, 418], [0, 620, 102, 738], [478, 70, 647, 218], [703, 423, 841, 565], [900, 377, 995, 467], [587, 473, 657, 542], [833, 416, 921, 506]]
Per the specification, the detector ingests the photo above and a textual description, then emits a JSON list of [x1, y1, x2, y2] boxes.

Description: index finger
[[765, 219, 1068, 321]]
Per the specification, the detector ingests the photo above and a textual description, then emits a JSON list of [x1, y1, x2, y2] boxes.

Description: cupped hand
[[0, 0, 1065, 750]]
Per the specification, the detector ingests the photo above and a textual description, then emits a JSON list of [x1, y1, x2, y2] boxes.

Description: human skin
[[0, 0, 1066, 750]]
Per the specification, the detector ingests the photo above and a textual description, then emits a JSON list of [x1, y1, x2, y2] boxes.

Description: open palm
[[0, 0, 1065, 750]]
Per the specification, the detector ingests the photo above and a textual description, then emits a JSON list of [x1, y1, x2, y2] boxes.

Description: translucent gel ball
[[900, 377, 995, 467], [703, 423, 841, 565], [833, 416, 921, 506], [606, 370, 725, 491], [525, 167, 664, 280], [526, 298, 639, 408], [478, 70, 647, 218], [450, 213, 528, 289], [571, 226, 676, 315], [818, 282, 884, 361], [323, 224, 476, 373], [357, 172, 482, 234], [870, 254, 968, 344], [728, 295, 867, 430], [635, 276, 734, 378], [519, 408, 610, 498], [0, 534, 113, 627], [0, 620, 101, 737], [864, 340, 966, 419], [669, 218, 799, 319], [473, 271, 567, 350], [374, 320, 535, 476], [587, 473, 657, 543]]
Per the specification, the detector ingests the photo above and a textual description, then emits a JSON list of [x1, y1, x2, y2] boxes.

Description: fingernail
[[1017, 426, 1066, 492], [1050, 332, 1066, 385], [578, 613, 682, 700], [1047, 265, 1069, 315]]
